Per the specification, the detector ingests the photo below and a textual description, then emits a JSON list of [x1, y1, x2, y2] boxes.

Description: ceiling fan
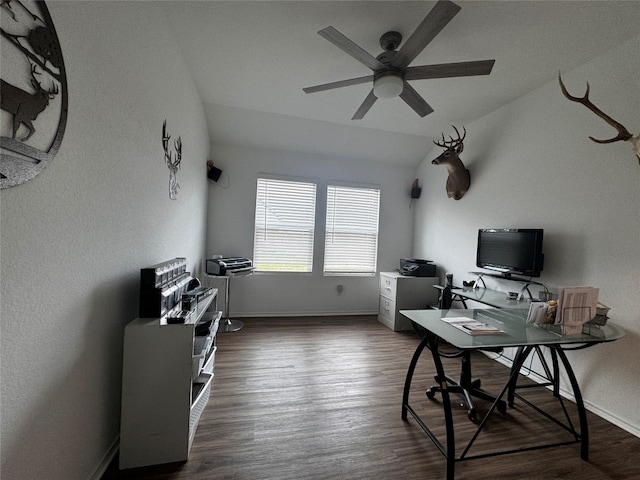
[[303, 0, 495, 120]]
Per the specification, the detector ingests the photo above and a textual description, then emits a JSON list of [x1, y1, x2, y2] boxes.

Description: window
[[324, 185, 380, 275], [253, 178, 317, 272]]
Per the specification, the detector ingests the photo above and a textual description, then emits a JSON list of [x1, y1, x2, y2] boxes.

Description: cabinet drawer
[[379, 274, 397, 299], [192, 335, 213, 380], [378, 295, 396, 322], [201, 346, 217, 377]]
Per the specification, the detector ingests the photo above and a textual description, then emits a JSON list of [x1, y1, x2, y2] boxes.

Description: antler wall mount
[[162, 120, 182, 200], [558, 73, 639, 165]]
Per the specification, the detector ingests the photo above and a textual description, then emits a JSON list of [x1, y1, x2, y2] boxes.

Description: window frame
[[252, 175, 318, 274], [322, 182, 381, 277]]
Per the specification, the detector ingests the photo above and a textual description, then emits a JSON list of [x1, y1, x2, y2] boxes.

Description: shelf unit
[[378, 272, 438, 331], [119, 291, 220, 469], [468, 271, 549, 301]]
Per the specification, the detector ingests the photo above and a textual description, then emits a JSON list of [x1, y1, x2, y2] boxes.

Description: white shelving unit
[[119, 291, 220, 469], [378, 272, 438, 331]]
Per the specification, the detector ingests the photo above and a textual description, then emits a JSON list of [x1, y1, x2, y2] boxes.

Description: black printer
[[399, 258, 436, 277]]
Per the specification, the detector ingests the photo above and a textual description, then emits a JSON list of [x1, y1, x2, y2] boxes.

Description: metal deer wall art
[[0, 0, 68, 189], [432, 126, 470, 200], [558, 73, 639, 165], [162, 120, 182, 200]]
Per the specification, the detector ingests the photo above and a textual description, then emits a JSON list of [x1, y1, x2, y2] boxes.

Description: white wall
[[205, 144, 417, 316], [0, 3, 210, 479], [413, 36, 640, 435]]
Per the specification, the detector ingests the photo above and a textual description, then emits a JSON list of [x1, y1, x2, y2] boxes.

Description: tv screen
[[476, 229, 544, 277]]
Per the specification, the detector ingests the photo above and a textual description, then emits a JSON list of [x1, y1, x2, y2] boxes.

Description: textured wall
[[0, 3, 210, 479]]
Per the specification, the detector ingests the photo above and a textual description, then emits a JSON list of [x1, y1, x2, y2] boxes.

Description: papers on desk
[[556, 286, 599, 324], [556, 286, 599, 334], [441, 317, 504, 335], [526, 286, 601, 334]]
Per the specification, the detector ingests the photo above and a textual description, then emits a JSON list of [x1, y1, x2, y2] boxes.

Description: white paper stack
[[556, 286, 599, 334]]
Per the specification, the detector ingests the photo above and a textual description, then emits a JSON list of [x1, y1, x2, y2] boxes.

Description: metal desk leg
[[555, 347, 589, 460], [402, 333, 456, 480], [507, 346, 561, 407], [218, 276, 244, 333], [551, 348, 560, 397], [429, 334, 456, 480], [402, 334, 429, 421], [507, 346, 524, 407]]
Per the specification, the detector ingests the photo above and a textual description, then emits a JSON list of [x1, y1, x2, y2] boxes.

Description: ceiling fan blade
[[303, 75, 373, 94], [399, 82, 434, 117], [318, 26, 385, 71], [393, 0, 461, 70], [352, 90, 377, 120], [405, 60, 495, 81]]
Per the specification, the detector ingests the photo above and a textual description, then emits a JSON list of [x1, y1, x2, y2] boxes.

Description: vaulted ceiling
[[160, 1, 639, 166]]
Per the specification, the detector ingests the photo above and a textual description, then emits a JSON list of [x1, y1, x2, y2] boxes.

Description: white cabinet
[[119, 291, 220, 469], [378, 272, 438, 331]]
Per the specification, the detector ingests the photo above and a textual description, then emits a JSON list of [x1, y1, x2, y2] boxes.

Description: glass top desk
[[400, 308, 624, 480], [436, 285, 533, 310]]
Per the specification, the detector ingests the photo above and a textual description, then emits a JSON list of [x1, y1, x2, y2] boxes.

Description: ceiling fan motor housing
[[375, 34, 405, 99], [373, 48, 404, 89], [374, 67, 404, 82]]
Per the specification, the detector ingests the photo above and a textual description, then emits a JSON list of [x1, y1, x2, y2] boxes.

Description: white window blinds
[[324, 185, 380, 275], [253, 178, 317, 273]]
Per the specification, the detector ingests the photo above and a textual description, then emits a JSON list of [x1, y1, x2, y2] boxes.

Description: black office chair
[[424, 286, 506, 421]]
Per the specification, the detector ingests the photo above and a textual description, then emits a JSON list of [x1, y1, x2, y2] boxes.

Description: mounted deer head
[[432, 125, 470, 200], [558, 73, 639, 165]]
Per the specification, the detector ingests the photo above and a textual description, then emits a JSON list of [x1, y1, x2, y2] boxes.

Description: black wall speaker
[[208, 166, 222, 182]]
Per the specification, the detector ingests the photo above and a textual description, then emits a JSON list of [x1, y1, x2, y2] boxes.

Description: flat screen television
[[476, 229, 544, 278]]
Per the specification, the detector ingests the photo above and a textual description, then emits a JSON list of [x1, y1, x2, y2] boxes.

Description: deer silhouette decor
[[0, 0, 68, 190], [432, 126, 470, 200], [558, 73, 639, 165], [162, 120, 182, 200], [1, 64, 58, 142]]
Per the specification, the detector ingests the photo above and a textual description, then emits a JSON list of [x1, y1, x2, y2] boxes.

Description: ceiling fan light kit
[[373, 73, 404, 99], [303, 0, 495, 119]]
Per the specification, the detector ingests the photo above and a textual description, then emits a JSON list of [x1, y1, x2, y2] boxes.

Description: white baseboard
[[486, 352, 640, 438]]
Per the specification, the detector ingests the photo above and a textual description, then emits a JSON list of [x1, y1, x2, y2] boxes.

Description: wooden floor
[[103, 316, 640, 480]]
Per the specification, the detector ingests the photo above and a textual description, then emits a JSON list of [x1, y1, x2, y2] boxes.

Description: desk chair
[[424, 286, 506, 421]]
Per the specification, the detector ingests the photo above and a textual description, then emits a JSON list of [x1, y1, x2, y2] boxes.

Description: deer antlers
[[558, 73, 639, 164], [434, 125, 466, 151], [30, 64, 58, 98], [162, 119, 182, 169], [162, 120, 182, 200]]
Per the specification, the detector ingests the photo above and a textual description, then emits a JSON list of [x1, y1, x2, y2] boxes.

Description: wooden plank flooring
[[103, 316, 640, 479]]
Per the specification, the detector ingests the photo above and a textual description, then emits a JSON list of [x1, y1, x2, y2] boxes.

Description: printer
[[399, 258, 436, 277], [206, 257, 254, 276]]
